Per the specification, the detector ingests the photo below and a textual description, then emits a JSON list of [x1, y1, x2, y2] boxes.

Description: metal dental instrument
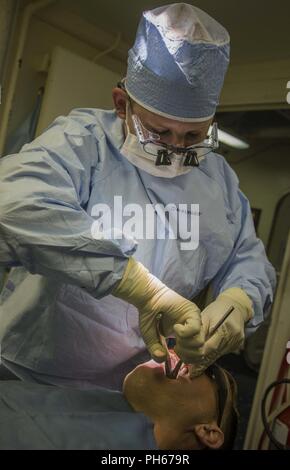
[[207, 305, 235, 337], [156, 313, 186, 379], [157, 305, 235, 379], [156, 313, 173, 377]]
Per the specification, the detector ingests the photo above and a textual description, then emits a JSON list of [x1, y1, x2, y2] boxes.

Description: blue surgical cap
[[125, 3, 230, 122]]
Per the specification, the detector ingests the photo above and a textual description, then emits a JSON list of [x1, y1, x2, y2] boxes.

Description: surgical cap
[[125, 3, 230, 122]]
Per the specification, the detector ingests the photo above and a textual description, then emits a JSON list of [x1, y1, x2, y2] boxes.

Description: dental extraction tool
[[156, 305, 235, 379], [156, 313, 173, 378]]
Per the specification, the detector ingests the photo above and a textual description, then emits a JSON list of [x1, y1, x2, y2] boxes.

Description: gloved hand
[[188, 287, 254, 377], [112, 257, 204, 362]]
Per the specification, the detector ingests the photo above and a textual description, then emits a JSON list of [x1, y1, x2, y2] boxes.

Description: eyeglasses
[[206, 363, 239, 449], [161, 357, 230, 428], [131, 113, 219, 167], [162, 353, 235, 430], [205, 364, 229, 428], [117, 80, 219, 167]]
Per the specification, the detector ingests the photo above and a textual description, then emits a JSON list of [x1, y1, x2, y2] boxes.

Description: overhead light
[[209, 126, 250, 149]]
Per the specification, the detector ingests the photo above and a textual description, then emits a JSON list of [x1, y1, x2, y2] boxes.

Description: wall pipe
[[0, 0, 56, 156]]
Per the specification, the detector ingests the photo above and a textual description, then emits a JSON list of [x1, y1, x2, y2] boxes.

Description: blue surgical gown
[[0, 109, 276, 389], [0, 380, 156, 449]]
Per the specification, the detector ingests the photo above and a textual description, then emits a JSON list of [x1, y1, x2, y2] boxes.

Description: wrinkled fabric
[[0, 109, 276, 390], [0, 267, 6, 293], [126, 3, 230, 121], [0, 380, 157, 450]]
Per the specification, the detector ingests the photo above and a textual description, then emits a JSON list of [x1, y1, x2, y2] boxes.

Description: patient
[[0, 353, 238, 450], [123, 352, 238, 450]]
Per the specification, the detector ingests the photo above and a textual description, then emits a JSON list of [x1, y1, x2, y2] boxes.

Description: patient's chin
[[123, 362, 165, 396], [132, 362, 165, 381], [139, 359, 165, 371], [123, 352, 182, 399]]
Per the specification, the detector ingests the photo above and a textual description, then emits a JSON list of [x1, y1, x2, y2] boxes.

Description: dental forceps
[[156, 313, 181, 379], [156, 305, 235, 379]]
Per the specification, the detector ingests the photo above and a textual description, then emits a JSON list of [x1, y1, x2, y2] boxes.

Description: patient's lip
[[141, 352, 188, 378], [177, 364, 189, 377]]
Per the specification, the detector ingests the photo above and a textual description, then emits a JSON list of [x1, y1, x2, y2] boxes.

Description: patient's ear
[[194, 423, 224, 449]]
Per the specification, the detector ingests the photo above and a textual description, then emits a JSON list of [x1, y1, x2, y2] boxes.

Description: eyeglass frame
[[117, 80, 219, 167]]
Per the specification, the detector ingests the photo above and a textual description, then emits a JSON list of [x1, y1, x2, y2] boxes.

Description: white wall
[[4, 13, 127, 144], [36, 47, 122, 135]]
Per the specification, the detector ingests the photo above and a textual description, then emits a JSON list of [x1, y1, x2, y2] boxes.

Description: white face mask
[[120, 106, 205, 178]]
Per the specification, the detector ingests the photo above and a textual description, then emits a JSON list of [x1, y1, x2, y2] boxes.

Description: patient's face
[[123, 352, 219, 450]]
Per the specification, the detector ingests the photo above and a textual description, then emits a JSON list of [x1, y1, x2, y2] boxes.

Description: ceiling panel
[[59, 0, 290, 64]]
